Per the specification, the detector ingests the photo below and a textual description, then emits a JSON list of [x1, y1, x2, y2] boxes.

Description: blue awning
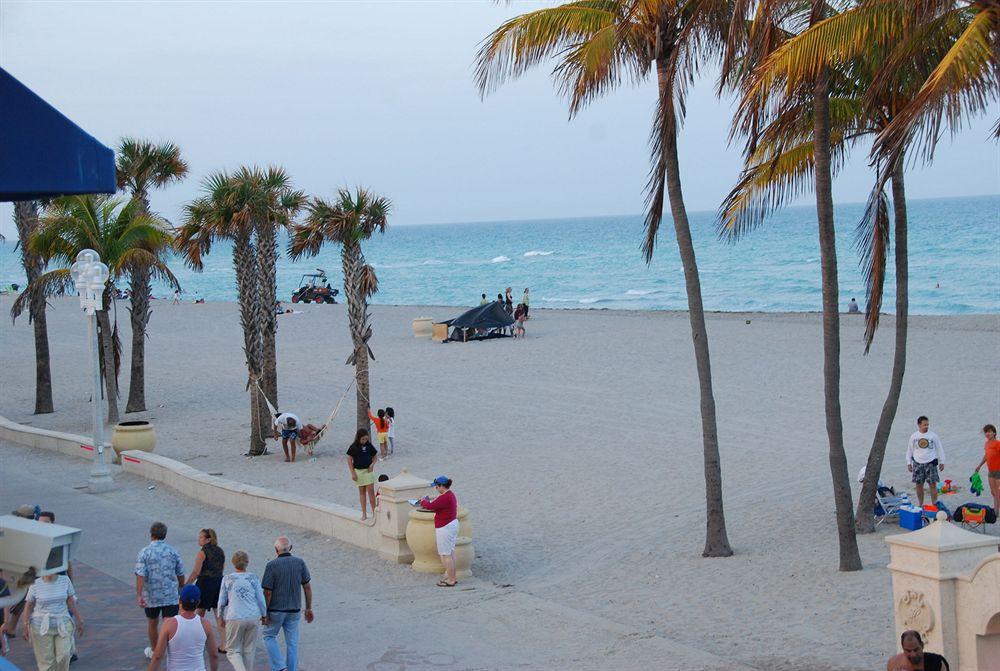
[[0, 67, 116, 202]]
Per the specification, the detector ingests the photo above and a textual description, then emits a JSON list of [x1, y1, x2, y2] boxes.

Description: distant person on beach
[[385, 407, 396, 455], [522, 288, 530, 317], [907, 416, 946, 508], [368, 407, 391, 459], [274, 412, 301, 463], [261, 536, 313, 671], [172, 290, 180, 305], [479, 293, 488, 306], [185, 529, 225, 652], [513, 304, 526, 338], [147, 584, 219, 671], [848, 297, 859, 313], [887, 630, 949, 671], [217, 550, 267, 671], [973, 423, 1000, 512], [420, 476, 459, 587], [505, 286, 513, 311], [347, 428, 379, 520], [135, 522, 185, 660]]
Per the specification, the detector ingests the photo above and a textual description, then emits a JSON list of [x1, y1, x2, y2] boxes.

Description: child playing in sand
[[368, 407, 391, 460], [385, 407, 396, 455]]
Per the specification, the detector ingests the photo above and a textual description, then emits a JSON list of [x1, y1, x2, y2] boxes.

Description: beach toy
[[970, 472, 984, 496], [938, 479, 957, 494]]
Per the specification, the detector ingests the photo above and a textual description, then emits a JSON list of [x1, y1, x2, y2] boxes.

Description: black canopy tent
[[0, 67, 116, 202], [440, 301, 514, 341]]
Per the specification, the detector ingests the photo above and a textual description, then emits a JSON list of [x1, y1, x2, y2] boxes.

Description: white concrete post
[[376, 468, 432, 564], [886, 512, 998, 668]]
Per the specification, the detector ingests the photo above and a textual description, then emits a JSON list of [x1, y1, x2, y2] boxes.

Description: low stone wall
[[0, 413, 433, 564], [0, 414, 107, 462], [119, 450, 382, 551]]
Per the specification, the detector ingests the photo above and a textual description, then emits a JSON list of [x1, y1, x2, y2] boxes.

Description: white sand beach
[[2, 297, 999, 669]]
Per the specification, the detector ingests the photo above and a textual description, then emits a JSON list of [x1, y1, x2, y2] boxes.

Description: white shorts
[[435, 519, 459, 556]]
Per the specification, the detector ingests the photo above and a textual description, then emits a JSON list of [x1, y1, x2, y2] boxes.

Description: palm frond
[[855, 181, 891, 351], [10, 269, 73, 323]]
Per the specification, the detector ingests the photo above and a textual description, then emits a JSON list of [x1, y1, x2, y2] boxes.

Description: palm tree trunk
[[656, 62, 733, 558], [126, 193, 152, 414], [126, 266, 151, 413], [856, 159, 908, 533], [98, 290, 120, 425], [256, 219, 279, 407], [14, 201, 54, 414], [234, 233, 267, 456], [813, 69, 861, 571], [342, 243, 371, 430]]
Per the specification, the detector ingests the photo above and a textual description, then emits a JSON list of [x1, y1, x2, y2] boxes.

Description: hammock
[[254, 378, 355, 448]]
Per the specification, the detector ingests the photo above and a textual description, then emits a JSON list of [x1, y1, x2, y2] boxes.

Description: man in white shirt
[[907, 415, 946, 507], [274, 412, 302, 463]]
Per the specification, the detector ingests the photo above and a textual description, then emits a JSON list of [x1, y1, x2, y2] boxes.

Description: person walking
[[217, 550, 267, 671], [973, 423, 1000, 513], [37, 511, 77, 664], [521, 288, 530, 317], [513, 304, 526, 339], [135, 522, 185, 660], [185, 529, 225, 653], [22, 571, 83, 671], [906, 416, 946, 508], [261, 536, 313, 671], [172, 290, 180, 305], [147, 584, 219, 671], [420, 476, 459, 587], [347, 428, 379, 521], [273, 412, 302, 463]]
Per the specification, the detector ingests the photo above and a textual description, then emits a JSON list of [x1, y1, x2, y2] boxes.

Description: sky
[[1, 0, 997, 239]]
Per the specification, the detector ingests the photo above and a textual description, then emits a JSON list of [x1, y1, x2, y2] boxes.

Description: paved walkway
[[2, 441, 753, 671]]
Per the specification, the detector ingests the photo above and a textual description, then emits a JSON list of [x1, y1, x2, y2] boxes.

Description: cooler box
[[899, 506, 925, 531]]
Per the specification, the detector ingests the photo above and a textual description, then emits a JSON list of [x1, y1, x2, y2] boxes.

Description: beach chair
[[874, 490, 911, 527]]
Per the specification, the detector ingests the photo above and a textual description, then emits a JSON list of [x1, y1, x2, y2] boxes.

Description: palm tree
[[175, 171, 274, 457], [723, 0, 863, 570], [116, 138, 189, 413], [724, 1, 984, 533], [10, 201, 54, 414], [289, 188, 389, 431], [13, 196, 178, 426], [226, 167, 307, 408], [476, 0, 734, 557]]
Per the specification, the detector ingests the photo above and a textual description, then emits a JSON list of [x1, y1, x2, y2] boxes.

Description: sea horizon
[[2, 193, 998, 315]]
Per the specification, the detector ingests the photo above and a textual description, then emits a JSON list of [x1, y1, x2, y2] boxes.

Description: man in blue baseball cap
[[147, 583, 219, 671]]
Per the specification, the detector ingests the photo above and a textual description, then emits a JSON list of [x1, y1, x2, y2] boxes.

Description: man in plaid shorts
[[907, 416, 946, 508]]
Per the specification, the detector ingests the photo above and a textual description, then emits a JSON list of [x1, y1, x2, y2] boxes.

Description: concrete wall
[[118, 450, 383, 551], [0, 414, 106, 462], [0, 414, 428, 563]]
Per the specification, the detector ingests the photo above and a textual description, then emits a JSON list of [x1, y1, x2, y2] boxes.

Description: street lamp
[[69, 249, 114, 493]]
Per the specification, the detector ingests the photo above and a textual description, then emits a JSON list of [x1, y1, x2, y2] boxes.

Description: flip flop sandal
[[436, 580, 457, 587]]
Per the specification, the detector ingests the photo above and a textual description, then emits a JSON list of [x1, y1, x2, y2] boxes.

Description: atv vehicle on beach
[[291, 270, 339, 304]]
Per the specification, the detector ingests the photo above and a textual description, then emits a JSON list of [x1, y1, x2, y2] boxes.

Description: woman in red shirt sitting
[[421, 476, 459, 587]]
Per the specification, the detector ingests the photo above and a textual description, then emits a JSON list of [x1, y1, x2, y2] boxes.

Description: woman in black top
[[347, 428, 379, 521], [186, 528, 226, 651]]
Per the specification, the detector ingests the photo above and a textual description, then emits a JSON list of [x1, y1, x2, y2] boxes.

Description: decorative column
[[376, 468, 432, 564], [886, 511, 997, 665]]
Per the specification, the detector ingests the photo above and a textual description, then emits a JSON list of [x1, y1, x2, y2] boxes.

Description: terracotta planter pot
[[412, 317, 433, 338], [405, 509, 475, 577], [112, 420, 156, 463]]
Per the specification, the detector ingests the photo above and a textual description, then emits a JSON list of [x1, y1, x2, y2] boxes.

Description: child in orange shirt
[[368, 407, 391, 460], [974, 423, 1000, 513]]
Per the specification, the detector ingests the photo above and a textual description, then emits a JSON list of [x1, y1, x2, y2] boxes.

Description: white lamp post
[[69, 249, 114, 493]]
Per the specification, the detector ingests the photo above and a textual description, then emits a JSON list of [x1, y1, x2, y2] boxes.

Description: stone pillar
[[886, 512, 997, 666], [376, 468, 432, 564]]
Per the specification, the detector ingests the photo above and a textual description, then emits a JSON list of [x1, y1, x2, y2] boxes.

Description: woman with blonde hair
[[217, 550, 267, 671]]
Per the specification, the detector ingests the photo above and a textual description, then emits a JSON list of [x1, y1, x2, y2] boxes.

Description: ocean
[[2, 195, 998, 314]]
